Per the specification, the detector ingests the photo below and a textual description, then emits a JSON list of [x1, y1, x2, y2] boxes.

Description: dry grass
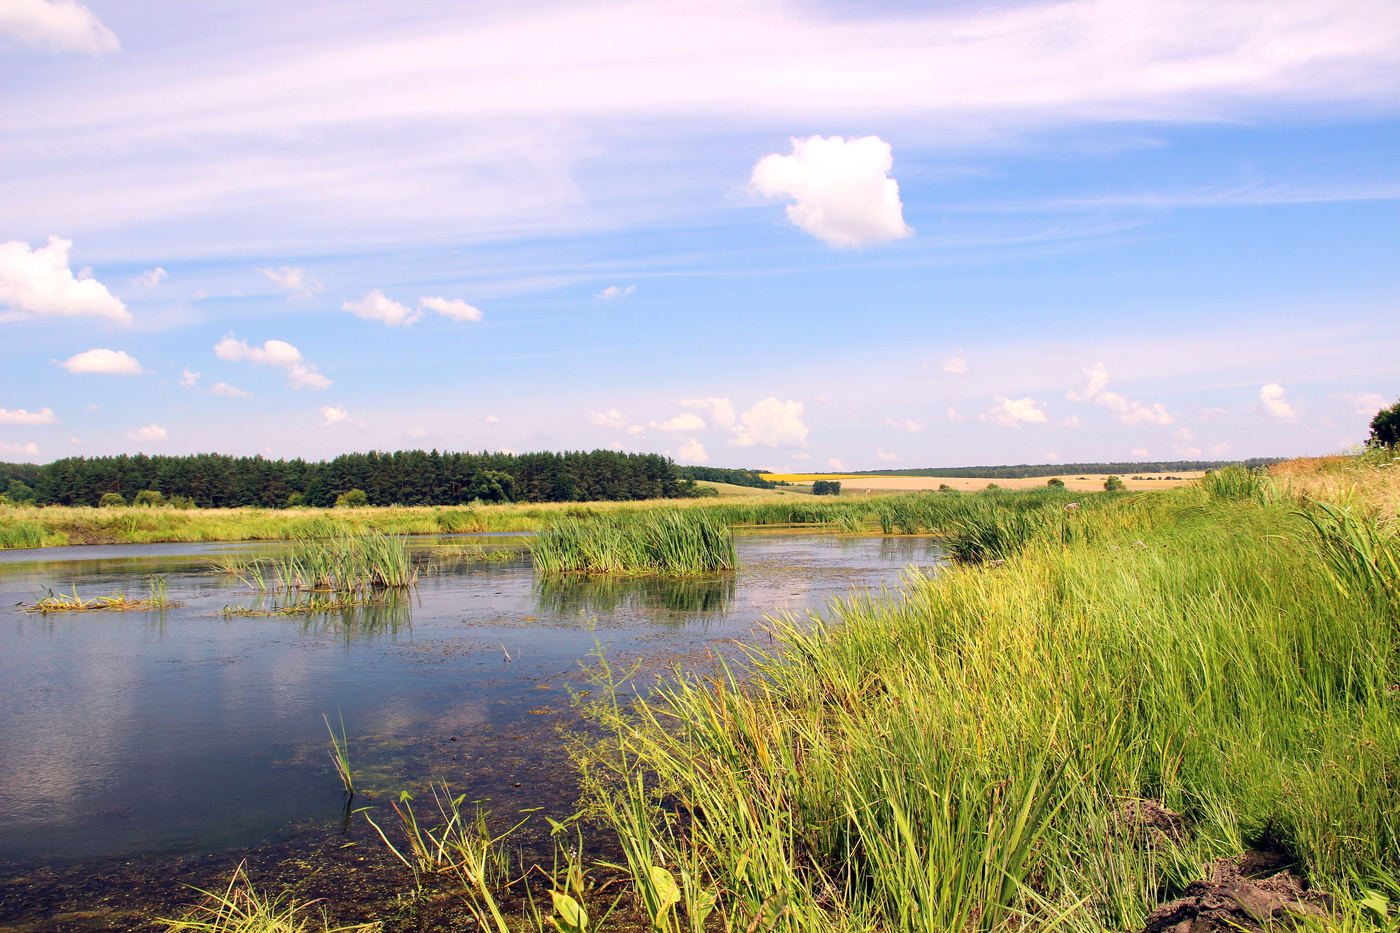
[[1270, 452, 1400, 523]]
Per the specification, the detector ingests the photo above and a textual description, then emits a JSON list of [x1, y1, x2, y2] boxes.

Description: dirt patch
[[1117, 799, 1191, 848], [1141, 850, 1330, 933]]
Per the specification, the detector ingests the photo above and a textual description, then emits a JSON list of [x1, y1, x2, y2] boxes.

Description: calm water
[[0, 533, 941, 867]]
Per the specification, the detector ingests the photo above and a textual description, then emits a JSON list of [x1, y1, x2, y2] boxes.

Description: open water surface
[[0, 532, 943, 870]]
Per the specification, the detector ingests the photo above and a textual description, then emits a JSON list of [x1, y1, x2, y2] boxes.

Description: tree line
[[0, 449, 688, 508], [673, 466, 776, 489]]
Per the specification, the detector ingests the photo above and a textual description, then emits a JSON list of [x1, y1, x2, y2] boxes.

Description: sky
[[2, 0, 1399, 471]]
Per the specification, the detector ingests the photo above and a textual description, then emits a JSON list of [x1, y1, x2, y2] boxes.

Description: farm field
[[763, 471, 1203, 491]]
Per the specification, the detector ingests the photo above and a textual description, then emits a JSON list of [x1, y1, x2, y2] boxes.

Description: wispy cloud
[[0, 0, 120, 55], [258, 266, 321, 299], [596, 285, 635, 300], [214, 334, 330, 389]]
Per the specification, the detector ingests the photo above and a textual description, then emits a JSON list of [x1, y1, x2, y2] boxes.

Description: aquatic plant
[[530, 511, 736, 575], [22, 575, 178, 613], [324, 712, 355, 797], [362, 786, 524, 933], [159, 865, 378, 933]]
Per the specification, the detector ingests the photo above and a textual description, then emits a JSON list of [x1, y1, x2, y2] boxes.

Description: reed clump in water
[[575, 479, 1400, 933], [530, 511, 736, 575], [22, 575, 177, 612], [220, 532, 417, 595]]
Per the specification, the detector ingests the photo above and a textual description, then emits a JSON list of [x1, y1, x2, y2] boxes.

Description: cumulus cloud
[[343, 289, 419, 326], [0, 407, 58, 425], [210, 381, 252, 398], [731, 398, 809, 448], [257, 266, 321, 298], [128, 424, 167, 442], [750, 135, 912, 249], [320, 406, 350, 426], [827, 458, 845, 471], [1, 441, 41, 457], [596, 285, 636, 300], [792, 452, 811, 461], [485, 415, 499, 424], [586, 408, 627, 429], [60, 348, 141, 374], [214, 334, 331, 389], [626, 424, 645, 435], [1260, 383, 1296, 420], [877, 449, 901, 462], [1334, 392, 1385, 415], [652, 413, 707, 433], [1059, 415, 1082, 428], [677, 438, 708, 462], [0, 237, 130, 324], [941, 356, 968, 375], [884, 418, 925, 432], [982, 397, 1047, 427], [0, 0, 119, 54], [946, 406, 964, 423], [681, 398, 737, 432], [420, 296, 482, 321], [1068, 362, 1172, 424], [133, 267, 166, 288], [180, 367, 200, 388], [1131, 447, 1149, 457]]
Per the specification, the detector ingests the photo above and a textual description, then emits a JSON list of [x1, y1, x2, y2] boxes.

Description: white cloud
[[827, 458, 845, 471], [1, 441, 41, 457], [730, 398, 809, 448], [128, 424, 167, 442], [586, 408, 628, 429], [1059, 415, 1082, 428], [485, 414, 499, 424], [884, 418, 926, 432], [946, 406, 964, 423], [60, 348, 141, 375], [1131, 447, 1149, 457], [596, 285, 636, 300], [677, 438, 708, 462], [1046, 452, 1061, 462], [0, 0, 119, 54], [180, 367, 200, 388], [133, 267, 166, 288], [981, 396, 1048, 427], [941, 357, 968, 375], [792, 452, 811, 461], [419, 296, 483, 321], [343, 289, 419, 326], [210, 381, 252, 398], [750, 135, 912, 249], [1068, 362, 1173, 424], [681, 398, 737, 431], [214, 334, 331, 389], [0, 237, 129, 324], [1334, 392, 1385, 415], [652, 412, 707, 433], [257, 266, 321, 298], [0, 407, 58, 425], [1096, 391, 1174, 425], [876, 449, 901, 462], [320, 406, 350, 426], [626, 424, 645, 435], [1260, 383, 1296, 421]]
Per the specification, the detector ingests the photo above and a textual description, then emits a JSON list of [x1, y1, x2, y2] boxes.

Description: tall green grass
[[530, 511, 737, 575], [576, 491, 1400, 933]]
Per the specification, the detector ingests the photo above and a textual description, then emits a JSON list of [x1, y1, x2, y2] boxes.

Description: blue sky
[[2, 0, 1398, 470]]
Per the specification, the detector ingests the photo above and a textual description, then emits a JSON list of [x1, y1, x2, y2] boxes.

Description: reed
[[575, 483, 1400, 933], [22, 575, 177, 612], [530, 511, 736, 575], [324, 711, 355, 797], [159, 865, 377, 933]]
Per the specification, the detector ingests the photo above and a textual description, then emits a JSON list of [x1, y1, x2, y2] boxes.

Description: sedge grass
[[530, 511, 737, 575], [22, 574, 177, 613], [574, 487, 1400, 933], [160, 865, 378, 933], [324, 711, 355, 798]]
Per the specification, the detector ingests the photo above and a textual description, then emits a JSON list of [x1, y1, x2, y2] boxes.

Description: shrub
[[812, 480, 841, 496], [1368, 398, 1400, 448], [1046, 477, 1065, 488], [134, 489, 165, 507], [285, 492, 307, 508], [98, 492, 126, 508], [334, 489, 369, 508], [1103, 475, 1126, 492]]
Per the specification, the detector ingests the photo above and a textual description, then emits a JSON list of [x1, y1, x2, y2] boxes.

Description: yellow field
[[762, 472, 1203, 492]]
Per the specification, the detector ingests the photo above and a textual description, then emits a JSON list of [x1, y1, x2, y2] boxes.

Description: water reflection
[[534, 574, 736, 616]]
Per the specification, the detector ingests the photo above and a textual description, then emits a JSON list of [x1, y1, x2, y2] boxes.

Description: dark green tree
[[1368, 399, 1400, 448]]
